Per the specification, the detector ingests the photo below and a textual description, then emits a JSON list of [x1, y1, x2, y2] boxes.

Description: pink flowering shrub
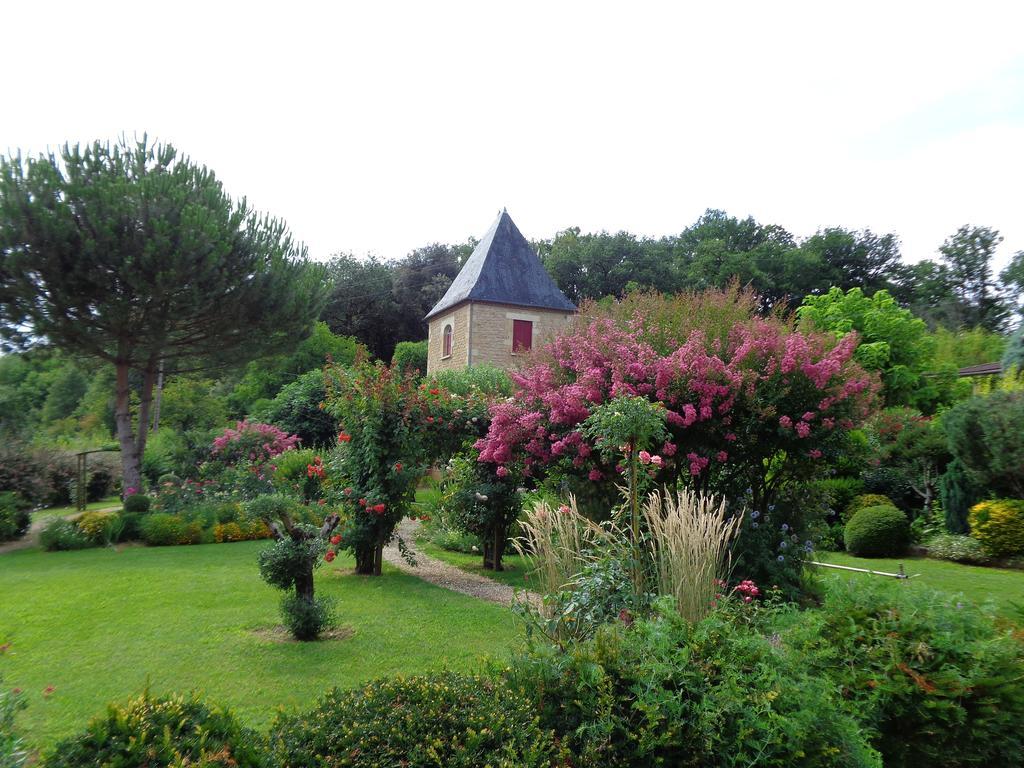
[[476, 293, 877, 513], [210, 420, 301, 467], [475, 291, 879, 594]]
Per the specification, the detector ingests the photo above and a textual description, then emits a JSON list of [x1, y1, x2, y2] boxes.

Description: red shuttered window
[[512, 319, 533, 353]]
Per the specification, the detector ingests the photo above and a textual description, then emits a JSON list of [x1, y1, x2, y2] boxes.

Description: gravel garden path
[[383, 519, 539, 608]]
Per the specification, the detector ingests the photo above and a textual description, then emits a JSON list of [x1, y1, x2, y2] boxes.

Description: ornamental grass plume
[[642, 488, 743, 623], [512, 496, 607, 597]]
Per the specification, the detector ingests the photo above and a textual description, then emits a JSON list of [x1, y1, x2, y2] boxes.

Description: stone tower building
[[425, 210, 577, 374]]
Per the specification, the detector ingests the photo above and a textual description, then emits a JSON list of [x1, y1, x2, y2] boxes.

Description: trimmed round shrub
[[844, 505, 909, 557], [969, 499, 1024, 557], [269, 673, 562, 768], [0, 491, 31, 542], [44, 691, 268, 768], [925, 533, 993, 565], [39, 518, 90, 551], [75, 510, 121, 544], [123, 494, 152, 514], [843, 493, 897, 522], [140, 513, 185, 546], [280, 594, 333, 641]]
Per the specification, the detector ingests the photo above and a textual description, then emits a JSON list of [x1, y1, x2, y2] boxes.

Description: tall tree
[[937, 225, 1008, 331], [799, 227, 904, 295], [321, 253, 400, 360], [0, 138, 328, 492]]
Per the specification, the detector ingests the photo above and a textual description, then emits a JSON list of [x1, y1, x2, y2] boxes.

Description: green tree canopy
[[798, 287, 936, 409], [0, 137, 329, 491]]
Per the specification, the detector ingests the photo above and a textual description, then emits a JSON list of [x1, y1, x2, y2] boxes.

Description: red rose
[[358, 498, 367, 507], [372, 503, 386, 514], [429, 388, 440, 395], [394, 462, 403, 472], [324, 550, 336, 563], [330, 534, 341, 545]]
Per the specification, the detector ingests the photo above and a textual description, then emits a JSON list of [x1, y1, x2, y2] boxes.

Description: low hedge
[[844, 505, 909, 557], [44, 691, 267, 768], [269, 673, 563, 768]]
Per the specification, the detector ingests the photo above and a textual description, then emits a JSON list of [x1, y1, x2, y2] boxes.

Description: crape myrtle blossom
[[475, 304, 877, 506]]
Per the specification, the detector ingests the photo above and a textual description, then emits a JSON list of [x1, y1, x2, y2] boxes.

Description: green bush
[[269, 673, 563, 768], [39, 518, 91, 551], [944, 391, 1024, 498], [123, 494, 152, 514], [44, 690, 268, 768], [925, 533, 993, 565], [787, 579, 1024, 768], [843, 493, 897, 522], [75, 510, 123, 545], [844, 505, 909, 557], [139, 513, 197, 546], [0, 492, 30, 542], [425, 364, 513, 397], [939, 458, 983, 534], [391, 340, 428, 377], [252, 370, 336, 448], [969, 499, 1024, 557], [501, 603, 879, 767], [280, 593, 333, 641], [811, 476, 864, 517]]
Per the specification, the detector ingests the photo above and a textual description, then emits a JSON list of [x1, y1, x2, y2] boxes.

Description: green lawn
[[31, 496, 121, 520], [816, 551, 1024, 616], [418, 540, 533, 590], [0, 541, 520, 750]]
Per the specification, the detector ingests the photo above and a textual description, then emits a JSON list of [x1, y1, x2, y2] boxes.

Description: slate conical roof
[[424, 210, 577, 320]]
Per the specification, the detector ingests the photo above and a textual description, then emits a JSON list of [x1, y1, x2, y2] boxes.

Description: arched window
[[442, 323, 453, 358]]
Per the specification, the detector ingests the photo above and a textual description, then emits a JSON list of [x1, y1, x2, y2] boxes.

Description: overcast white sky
[[3, 1, 1023, 270]]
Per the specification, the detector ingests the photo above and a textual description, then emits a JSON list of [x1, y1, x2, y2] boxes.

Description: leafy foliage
[[252, 370, 335, 448], [437, 453, 522, 570], [969, 499, 1024, 557], [844, 505, 909, 557], [0, 493, 30, 542], [924, 533, 993, 565], [943, 390, 1024, 498], [269, 673, 563, 768], [39, 518, 90, 551], [938, 458, 983, 534], [43, 691, 267, 768], [279, 593, 333, 641], [798, 288, 939, 409], [391, 340, 428, 377], [501, 603, 880, 767], [324, 359, 492, 574], [122, 494, 151, 514], [789, 580, 1024, 768]]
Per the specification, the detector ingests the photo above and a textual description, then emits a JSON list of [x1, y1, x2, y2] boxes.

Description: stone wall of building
[[426, 303, 471, 374], [427, 301, 575, 374], [466, 302, 574, 370]]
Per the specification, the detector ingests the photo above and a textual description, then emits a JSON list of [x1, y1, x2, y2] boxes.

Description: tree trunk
[[294, 570, 314, 603], [355, 545, 376, 575], [113, 358, 159, 497], [483, 527, 506, 571], [114, 362, 143, 495], [373, 542, 383, 576]]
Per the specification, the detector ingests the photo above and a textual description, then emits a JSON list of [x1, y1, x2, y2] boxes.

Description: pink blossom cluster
[[211, 420, 300, 465], [475, 308, 877, 483]]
